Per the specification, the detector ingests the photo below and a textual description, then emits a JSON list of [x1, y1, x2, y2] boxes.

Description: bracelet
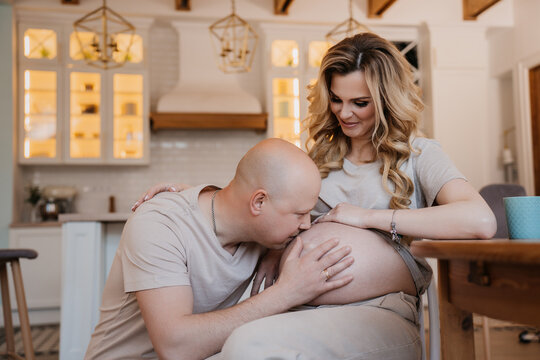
[[390, 209, 401, 244]]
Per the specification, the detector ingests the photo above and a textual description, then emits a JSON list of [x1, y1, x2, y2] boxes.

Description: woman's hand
[[315, 203, 373, 228], [132, 183, 192, 211], [250, 249, 283, 296]]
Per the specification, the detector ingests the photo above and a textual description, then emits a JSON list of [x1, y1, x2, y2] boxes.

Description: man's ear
[[249, 189, 268, 215]]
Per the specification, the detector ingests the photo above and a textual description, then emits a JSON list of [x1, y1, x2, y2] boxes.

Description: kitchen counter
[[60, 214, 128, 360], [58, 212, 131, 222], [10, 221, 61, 228]]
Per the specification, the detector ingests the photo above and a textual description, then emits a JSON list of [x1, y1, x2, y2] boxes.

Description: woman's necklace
[[211, 189, 220, 234]]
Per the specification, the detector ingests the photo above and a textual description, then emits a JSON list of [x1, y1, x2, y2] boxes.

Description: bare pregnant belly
[[281, 222, 416, 306]]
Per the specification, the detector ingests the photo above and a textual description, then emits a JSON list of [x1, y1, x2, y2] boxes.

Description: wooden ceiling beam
[[463, 0, 501, 20], [368, 0, 398, 18], [175, 0, 191, 11], [274, 0, 294, 15]]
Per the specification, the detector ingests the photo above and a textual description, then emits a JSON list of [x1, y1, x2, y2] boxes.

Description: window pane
[[23, 70, 57, 158], [70, 72, 101, 158], [71, 31, 143, 64], [70, 31, 99, 61], [24, 28, 57, 60], [113, 34, 143, 64], [308, 41, 330, 68], [113, 74, 144, 159], [272, 78, 301, 147], [271, 40, 299, 68]]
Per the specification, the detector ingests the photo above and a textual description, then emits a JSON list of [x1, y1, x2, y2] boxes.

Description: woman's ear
[[249, 189, 267, 216]]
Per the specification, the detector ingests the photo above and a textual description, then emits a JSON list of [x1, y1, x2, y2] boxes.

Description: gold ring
[[323, 269, 330, 281]]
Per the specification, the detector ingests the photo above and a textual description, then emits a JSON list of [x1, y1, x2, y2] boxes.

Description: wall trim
[[513, 52, 540, 195]]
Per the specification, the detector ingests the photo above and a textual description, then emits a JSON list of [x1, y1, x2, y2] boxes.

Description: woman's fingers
[[131, 183, 190, 211]]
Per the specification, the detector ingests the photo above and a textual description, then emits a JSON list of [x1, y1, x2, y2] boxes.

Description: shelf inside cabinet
[[150, 113, 268, 131]]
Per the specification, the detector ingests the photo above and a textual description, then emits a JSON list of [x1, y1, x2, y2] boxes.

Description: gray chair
[[479, 183, 526, 238], [477, 183, 527, 359]]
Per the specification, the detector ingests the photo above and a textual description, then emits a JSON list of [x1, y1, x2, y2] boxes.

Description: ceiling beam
[[274, 0, 294, 15], [175, 0, 191, 11], [462, 0, 500, 20], [368, 0, 398, 18]]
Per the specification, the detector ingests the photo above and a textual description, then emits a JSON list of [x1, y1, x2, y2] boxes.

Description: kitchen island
[[58, 213, 131, 360]]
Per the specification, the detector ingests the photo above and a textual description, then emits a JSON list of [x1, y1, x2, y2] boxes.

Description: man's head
[[230, 138, 321, 249]]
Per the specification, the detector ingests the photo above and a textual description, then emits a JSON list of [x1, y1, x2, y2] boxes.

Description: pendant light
[[209, 0, 259, 73]]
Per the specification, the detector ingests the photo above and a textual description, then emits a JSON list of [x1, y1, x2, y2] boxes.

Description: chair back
[[479, 184, 526, 238]]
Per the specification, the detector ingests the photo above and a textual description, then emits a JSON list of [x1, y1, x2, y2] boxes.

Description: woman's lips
[[340, 120, 359, 128]]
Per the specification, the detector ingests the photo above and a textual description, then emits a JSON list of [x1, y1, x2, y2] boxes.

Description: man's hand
[[251, 249, 283, 296], [274, 237, 354, 308]]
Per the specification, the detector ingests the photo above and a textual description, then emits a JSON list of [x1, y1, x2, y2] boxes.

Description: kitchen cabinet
[[261, 25, 421, 149], [17, 19, 150, 165], [262, 25, 331, 149], [6, 225, 62, 326]]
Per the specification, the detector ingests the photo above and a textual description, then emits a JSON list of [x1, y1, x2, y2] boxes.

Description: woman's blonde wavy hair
[[305, 32, 424, 209]]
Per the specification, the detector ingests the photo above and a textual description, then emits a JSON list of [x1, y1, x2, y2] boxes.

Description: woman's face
[[329, 70, 376, 141]]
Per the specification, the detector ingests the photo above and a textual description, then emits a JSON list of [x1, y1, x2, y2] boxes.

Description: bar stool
[[0, 249, 37, 360]]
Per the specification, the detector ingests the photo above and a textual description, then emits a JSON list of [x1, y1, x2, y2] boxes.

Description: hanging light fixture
[[209, 0, 258, 73], [73, 0, 136, 69], [326, 0, 370, 44]]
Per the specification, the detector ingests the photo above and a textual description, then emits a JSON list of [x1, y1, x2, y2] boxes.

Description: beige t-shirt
[[85, 185, 264, 360], [313, 137, 466, 216]]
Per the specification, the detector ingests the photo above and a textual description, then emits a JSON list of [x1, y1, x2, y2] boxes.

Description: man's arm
[[136, 237, 353, 360]]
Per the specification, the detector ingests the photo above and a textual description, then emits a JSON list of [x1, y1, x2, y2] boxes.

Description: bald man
[[84, 139, 354, 360]]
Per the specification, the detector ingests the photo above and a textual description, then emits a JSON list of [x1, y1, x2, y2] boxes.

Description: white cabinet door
[[7, 226, 62, 325]]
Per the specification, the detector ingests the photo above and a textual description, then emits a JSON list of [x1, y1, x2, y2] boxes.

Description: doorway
[[529, 64, 540, 195]]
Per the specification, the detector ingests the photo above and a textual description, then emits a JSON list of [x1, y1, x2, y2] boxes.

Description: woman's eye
[[354, 101, 369, 108], [330, 97, 341, 103]]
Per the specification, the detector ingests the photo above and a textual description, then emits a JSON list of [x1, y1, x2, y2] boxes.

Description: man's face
[[257, 185, 319, 249]]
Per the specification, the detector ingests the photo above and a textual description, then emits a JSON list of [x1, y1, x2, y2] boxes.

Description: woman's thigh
[[219, 292, 422, 360]]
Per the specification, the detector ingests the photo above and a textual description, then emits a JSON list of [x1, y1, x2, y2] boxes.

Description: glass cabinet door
[[22, 70, 58, 159], [23, 28, 57, 60], [69, 71, 102, 159], [113, 73, 144, 159], [272, 78, 301, 147]]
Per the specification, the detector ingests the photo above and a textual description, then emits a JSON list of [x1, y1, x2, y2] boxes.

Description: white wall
[[10, 0, 521, 218], [487, 0, 540, 194]]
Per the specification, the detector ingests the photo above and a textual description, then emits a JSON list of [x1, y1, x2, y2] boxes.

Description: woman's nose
[[339, 103, 353, 119]]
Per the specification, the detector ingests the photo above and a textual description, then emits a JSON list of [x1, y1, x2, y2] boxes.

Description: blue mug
[[503, 196, 540, 240]]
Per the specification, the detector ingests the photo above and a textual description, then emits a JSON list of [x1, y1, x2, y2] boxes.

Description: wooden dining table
[[410, 239, 540, 360]]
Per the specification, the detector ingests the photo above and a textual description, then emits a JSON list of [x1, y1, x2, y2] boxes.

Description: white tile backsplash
[[21, 131, 265, 216]]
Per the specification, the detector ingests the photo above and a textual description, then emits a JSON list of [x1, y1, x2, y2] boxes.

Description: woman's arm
[[318, 178, 497, 240]]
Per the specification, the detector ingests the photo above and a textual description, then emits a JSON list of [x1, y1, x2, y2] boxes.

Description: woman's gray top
[[312, 137, 466, 295]]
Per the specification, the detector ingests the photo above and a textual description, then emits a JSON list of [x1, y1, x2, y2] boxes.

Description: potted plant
[[25, 185, 42, 222]]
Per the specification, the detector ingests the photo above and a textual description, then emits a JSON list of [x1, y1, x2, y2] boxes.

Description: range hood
[[151, 21, 267, 130]]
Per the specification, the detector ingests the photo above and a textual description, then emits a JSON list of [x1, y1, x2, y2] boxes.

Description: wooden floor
[[425, 316, 540, 360]]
